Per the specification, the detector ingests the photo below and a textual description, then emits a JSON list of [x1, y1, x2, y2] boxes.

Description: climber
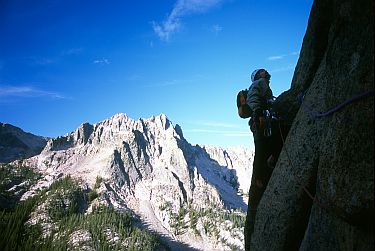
[[237, 68, 279, 249]]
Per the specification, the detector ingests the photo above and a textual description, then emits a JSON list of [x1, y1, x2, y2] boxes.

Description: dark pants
[[244, 120, 287, 250]]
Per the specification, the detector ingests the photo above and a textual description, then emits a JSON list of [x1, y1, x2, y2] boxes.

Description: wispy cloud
[[267, 51, 300, 61], [152, 0, 223, 41], [268, 55, 284, 61], [183, 120, 249, 137], [61, 47, 83, 56], [0, 85, 66, 100], [212, 24, 222, 35], [93, 58, 110, 65]]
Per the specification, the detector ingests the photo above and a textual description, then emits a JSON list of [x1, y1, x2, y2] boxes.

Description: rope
[[276, 87, 373, 221], [248, 89, 373, 222], [277, 121, 363, 225], [299, 90, 373, 118]]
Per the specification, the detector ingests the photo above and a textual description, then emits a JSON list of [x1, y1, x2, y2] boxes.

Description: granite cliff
[[248, 0, 374, 250]]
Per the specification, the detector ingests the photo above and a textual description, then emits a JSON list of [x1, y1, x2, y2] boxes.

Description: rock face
[[24, 113, 253, 250], [249, 0, 374, 250], [0, 123, 47, 163]]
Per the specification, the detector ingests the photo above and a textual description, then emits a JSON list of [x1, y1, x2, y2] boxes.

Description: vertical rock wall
[[248, 0, 374, 250]]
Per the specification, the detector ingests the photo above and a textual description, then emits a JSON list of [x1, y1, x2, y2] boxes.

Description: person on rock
[[237, 68, 280, 250]]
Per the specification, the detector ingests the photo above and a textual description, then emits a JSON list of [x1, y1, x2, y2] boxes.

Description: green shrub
[[0, 174, 169, 251], [87, 190, 98, 202], [94, 176, 103, 189]]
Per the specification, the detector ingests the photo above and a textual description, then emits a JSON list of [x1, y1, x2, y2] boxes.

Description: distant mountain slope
[[0, 167, 169, 251], [0, 123, 47, 163], [17, 113, 253, 250]]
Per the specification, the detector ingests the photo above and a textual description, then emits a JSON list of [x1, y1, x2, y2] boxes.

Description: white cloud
[[267, 51, 300, 61], [153, 0, 223, 41], [0, 85, 65, 99], [93, 58, 110, 65], [267, 55, 285, 61]]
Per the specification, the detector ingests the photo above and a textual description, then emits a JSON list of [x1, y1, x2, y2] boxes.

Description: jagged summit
[[25, 112, 253, 209], [103, 113, 171, 128], [19, 112, 254, 250], [43, 113, 182, 151], [148, 113, 172, 131]]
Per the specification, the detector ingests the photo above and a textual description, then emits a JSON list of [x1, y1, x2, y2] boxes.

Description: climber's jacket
[[246, 77, 273, 115], [246, 77, 275, 135]]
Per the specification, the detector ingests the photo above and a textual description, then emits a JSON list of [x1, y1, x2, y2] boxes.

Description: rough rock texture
[[251, 0, 374, 250], [249, 0, 374, 250], [0, 123, 47, 163]]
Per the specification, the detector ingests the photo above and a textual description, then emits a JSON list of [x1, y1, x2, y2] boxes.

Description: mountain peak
[[105, 113, 131, 125], [146, 113, 172, 131], [10, 113, 254, 250], [111, 113, 129, 120]]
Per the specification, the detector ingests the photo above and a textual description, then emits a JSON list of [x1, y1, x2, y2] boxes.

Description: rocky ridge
[[22, 113, 254, 250], [0, 123, 47, 163]]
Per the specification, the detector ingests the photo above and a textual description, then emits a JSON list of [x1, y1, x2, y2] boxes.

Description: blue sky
[[0, 0, 313, 149]]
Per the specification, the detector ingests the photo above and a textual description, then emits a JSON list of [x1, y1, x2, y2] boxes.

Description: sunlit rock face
[[23, 113, 254, 250], [248, 0, 374, 250]]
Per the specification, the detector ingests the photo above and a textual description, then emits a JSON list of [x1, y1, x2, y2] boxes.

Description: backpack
[[236, 89, 252, 118]]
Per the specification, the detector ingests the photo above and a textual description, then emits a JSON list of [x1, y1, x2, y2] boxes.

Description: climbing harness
[[263, 109, 279, 137], [248, 109, 279, 137], [263, 110, 272, 137]]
